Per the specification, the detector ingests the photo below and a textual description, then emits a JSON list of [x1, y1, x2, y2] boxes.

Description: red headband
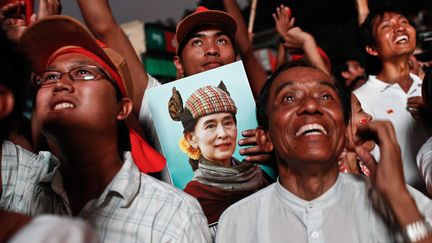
[[45, 47, 166, 173]]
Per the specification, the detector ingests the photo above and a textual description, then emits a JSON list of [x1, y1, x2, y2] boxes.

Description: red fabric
[[46, 47, 166, 173], [291, 46, 331, 69], [164, 31, 176, 53], [0, 0, 33, 25], [184, 180, 262, 224], [129, 129, 166, 173], [25, 0, 33, 25], [195, 6, 209, 13]]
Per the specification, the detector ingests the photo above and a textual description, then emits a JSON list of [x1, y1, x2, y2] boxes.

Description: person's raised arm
[[0, 0, 60, 42], [275, 42, 287, 69], [222, 0, 267, 98], [356, 120, 432, 243], [355, 0, 369, 26], [77, 0, 148, 117], [272, 4, 330, 76]]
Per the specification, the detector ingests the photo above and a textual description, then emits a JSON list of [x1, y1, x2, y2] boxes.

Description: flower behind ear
[[179, 136, 200, 160]]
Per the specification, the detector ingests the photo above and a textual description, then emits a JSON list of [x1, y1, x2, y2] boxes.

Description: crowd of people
[[1, 0, 432, 242]]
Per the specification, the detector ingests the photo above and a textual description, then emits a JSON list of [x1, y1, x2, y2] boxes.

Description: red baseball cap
[[175, 6, 237, 55]]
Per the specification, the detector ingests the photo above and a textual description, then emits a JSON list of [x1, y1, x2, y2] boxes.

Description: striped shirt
[[1, 141, 211, 243]]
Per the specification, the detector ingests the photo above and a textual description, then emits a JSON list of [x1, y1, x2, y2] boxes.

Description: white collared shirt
[[216, 174, 432, 243], [1, 141, 211, 243], [354, 74, 429, 187]]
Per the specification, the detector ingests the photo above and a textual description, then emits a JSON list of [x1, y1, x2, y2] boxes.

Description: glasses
[[33, 65, 111, 87]]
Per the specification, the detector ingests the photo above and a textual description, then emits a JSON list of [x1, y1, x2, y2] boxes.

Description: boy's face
[[174, 26, 236, 77], [35, 53, 126, 138], [368, 12, 416, 59]]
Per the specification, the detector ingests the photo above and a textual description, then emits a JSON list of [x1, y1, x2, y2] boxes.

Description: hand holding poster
[[146, 61, 274, 229]]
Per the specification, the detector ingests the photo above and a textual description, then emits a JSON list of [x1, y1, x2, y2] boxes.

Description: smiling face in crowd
[[265, 66, 345, 169], [369, 12, 416, 59]]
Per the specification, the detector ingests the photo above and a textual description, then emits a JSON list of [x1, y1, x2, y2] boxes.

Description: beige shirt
[[216, 173, 432, 243]]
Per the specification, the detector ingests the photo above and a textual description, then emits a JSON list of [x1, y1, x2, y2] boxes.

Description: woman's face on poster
[[187, 112, 237, 166]]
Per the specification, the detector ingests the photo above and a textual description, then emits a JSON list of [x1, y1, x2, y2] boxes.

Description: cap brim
[[176, 10, 237, 49], [20, 15, 111, 73]]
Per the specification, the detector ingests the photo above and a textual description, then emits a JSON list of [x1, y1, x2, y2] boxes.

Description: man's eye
[[380, 24, 390, 30], [42, 73, 61, 82], [400, 19, 409, 24], [45, 74, 60, 80], [321, 94, 333, 100], [282, 95, 294, 103], [77, 69, 91, 75], [192, 39, 203, 46], [72, 68, 96, 80], [217, 39, 228, 44]]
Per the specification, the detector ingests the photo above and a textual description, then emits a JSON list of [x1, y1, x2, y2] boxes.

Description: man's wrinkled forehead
[[274, 79, 336, 94], [271, 67, 336, 93]]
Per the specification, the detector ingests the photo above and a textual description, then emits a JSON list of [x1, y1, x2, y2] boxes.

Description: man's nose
[[53, 75, 74, 93], [205, 42, 220, 56], [297, 96, 321, 115]]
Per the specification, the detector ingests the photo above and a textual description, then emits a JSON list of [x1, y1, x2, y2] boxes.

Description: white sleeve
[[176, 212, 212, 243], [8, 215, 100, 243], [137, 74, 173, 184], [417, 137, 432, 194], [138, 73, 161, 151]]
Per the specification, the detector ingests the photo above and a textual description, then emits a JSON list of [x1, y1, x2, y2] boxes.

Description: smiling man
[[354, 7, 430, 192], [216, 61, 432, 243]]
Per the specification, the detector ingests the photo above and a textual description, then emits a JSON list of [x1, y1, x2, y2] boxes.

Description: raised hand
[[272, 4, 295, 41]]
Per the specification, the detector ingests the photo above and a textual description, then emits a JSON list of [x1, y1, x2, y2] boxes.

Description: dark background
[[197, 0, 432, 65]]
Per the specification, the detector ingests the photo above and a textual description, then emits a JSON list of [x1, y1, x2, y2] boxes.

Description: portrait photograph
[[146, 61, 274, 189]]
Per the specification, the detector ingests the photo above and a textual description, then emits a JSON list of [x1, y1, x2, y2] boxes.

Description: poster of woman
[[146, 61, 274, 227]]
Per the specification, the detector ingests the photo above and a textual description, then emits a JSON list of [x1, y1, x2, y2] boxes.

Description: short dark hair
[[360, 6, 404, 50], [332, 54, 362, 82], [256, 60, 351, 131], [177, 24, 237, 61], [0, 29, 31, 141], [359, 6, 404, 75]]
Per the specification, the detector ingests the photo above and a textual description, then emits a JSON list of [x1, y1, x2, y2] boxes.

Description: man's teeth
[[295, 124, 327, 136], [54, 102, 74, 110], [395, 35, 408, 43]]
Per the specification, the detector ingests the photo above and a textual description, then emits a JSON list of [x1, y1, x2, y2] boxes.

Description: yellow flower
[[179, 136, 201, 160]]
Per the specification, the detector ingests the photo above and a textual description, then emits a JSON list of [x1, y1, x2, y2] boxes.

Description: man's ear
[[173, 56, 185, 79], [0, 86, 14, 120], [256, 127, 274, 153], [365, 45, 378, 56], [116, 98, 133, 121]]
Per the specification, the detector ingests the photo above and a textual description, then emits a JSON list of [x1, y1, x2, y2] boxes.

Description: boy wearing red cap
[[78, 1, 271, 171], [1, 16, 211, 242], [0, 26, 100, 243]]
